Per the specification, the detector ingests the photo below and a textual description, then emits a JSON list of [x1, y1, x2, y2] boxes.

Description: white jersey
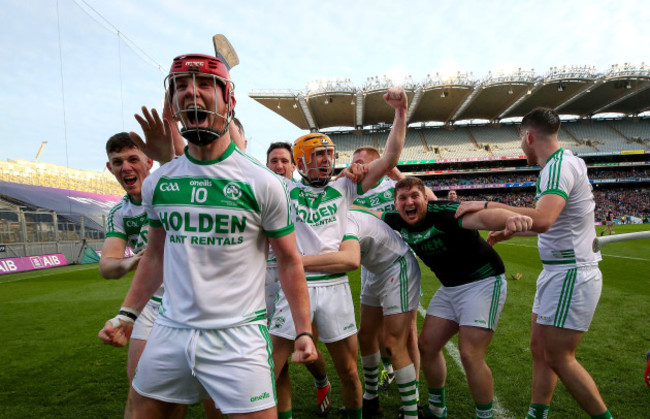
[[105, 195, 163, 300], [344, 209, 413, 274], [353, 177, 397, 211], [535, 149, 601, 269], [142, 142, 294, 329], [286, 176, 360, 286]]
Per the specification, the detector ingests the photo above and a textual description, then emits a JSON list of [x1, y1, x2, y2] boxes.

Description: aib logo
[[223, 182, 242, 200]]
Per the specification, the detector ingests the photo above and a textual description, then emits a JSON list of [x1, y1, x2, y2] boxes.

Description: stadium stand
[[0, 159, 124, 196], [331, 118, 650, 164], [0, 159, 123, 263]]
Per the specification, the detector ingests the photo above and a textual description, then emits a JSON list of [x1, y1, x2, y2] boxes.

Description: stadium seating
[[0, 159, 123, 196], [330, 118, 650, 163]]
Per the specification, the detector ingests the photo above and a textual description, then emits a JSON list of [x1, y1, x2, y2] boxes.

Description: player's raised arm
[[362, 87, 407, 193]]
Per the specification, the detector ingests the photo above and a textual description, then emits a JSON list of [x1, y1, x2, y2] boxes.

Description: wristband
[[484, 201, 489, 209], [295, 332, 314, 341], [108, 307, 140, 328], [118, 306, 140, 322]]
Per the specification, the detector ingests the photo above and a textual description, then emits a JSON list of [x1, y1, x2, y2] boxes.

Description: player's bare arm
[[269, 232, 318, 364], [98, 236, 143, 279], [301, 239, 360, 273], [361, 87, 407, 193], [98, 226, 165, 347], [460, 208, 533, 233], [455, 193, 565, 234]]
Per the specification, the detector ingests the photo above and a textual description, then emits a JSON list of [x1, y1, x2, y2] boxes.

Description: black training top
[[382, 200, 505, 287]]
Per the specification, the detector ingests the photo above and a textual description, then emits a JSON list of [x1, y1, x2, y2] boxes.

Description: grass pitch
[[1, 224, 648, 418]]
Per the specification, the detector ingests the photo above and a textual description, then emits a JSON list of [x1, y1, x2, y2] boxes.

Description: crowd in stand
[[438, 188, 649, 222], [424, 167, 650, 189]]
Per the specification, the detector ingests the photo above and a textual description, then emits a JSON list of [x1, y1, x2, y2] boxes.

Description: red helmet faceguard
[[165, 54, 236, 146]]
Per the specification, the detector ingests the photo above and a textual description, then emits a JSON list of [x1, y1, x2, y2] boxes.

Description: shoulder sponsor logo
[[159, 182, 180, 192], [250, 392, 270, 403], [223, 182, 242, 200]]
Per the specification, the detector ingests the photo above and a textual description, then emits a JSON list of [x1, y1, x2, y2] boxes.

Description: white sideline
[[418, 305, 514, 419], [497, 241, 649, 261]]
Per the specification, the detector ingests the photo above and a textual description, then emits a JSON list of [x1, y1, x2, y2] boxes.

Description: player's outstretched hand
[[291, 334, 318, 364], [455, 201, 485, 218], [131, 106, 176, 164], [98, 318, 133, 348], [383, 87, 407, 113], [505, 215, 533, 233]]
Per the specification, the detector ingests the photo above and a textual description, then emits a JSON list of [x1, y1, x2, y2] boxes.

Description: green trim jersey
[[535, 149, 601, 269], [142, 142, 294, 329], [286, 176, 362, 285], [382, 201, 505, 287], [105, 195, 163, 300], [344, 209, 413, 274], [353, 177, 397, 211]]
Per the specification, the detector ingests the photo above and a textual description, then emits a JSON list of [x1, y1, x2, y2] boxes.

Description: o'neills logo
[[250, 392, 270, 402]]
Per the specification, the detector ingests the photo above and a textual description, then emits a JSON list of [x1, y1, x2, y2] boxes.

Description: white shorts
[[269, 282, 357, 343], [533, 266, 602, 332], [360, 253, 421, 316], [132, 323, 275, 414], [131, 299, 161, 340], [426, 274, 507, 331], [265, 267, 281, 321]]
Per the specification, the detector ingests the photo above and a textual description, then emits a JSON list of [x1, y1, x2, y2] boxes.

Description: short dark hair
[[106, 132, 138, 155], [394, 177, 426, 198], [266, 142, 294, 163], [520, 107, 561, 136], [232, 117, 244, 137]]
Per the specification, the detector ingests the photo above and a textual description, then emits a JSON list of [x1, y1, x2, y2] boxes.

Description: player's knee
[[338, 362, 361, 385]]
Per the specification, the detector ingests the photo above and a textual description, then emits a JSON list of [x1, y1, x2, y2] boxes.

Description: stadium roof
[[250, 63, 650, 131]]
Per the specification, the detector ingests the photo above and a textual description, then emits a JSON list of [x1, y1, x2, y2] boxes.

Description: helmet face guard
[[165, 54, 236, 146], [293, 133, 337, 187]]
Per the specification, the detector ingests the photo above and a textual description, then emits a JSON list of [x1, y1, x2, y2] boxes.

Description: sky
[[1, 0, 648, 172]]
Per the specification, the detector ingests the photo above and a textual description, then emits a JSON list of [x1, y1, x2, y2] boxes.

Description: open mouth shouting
[[123, 174, 138, 188], [184, 105, 210, 127], [401, 205, 421, 224]]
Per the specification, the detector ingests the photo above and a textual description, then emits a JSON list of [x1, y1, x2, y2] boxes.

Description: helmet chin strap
[[302, 175, 329, 188], [181, 124, 229, 146]]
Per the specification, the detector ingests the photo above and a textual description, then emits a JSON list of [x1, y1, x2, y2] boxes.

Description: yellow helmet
[[292, 133, 336, 187]]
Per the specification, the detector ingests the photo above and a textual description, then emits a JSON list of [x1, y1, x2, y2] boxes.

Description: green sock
[[475, 401, 493, 419], [428, 386, 446, 409], [526, 403, 549, 419], [345, 407, 362, 418], [591, 410, 613, 419], [278, 410, 292, 419]]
